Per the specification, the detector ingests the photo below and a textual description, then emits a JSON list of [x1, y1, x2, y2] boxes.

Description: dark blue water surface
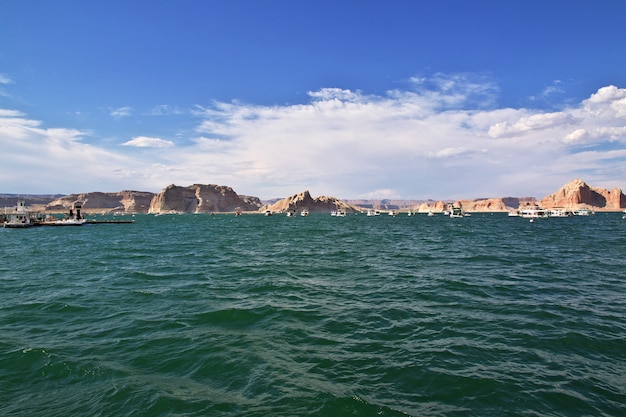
[[1, 212, 625, 416]]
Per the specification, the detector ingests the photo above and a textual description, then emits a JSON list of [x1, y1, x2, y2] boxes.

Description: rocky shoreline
[[2, 179, 625, 215]]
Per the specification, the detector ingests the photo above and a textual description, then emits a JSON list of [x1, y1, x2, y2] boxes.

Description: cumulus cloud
[[0, 109, 136, 193], [2, 77, 626, 199], [488, 111, 576, 138], [186, 82, 626, 198], [122, 136, 175, 148]]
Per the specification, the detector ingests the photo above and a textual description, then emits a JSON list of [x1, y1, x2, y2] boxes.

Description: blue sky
[[2, 1, 626, 200]]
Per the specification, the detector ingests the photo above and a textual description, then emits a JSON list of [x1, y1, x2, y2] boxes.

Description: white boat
[[508, 210, 520, 217], [520, 208, 549, 219], [449, 207, 464, 218], [427, 211, 436, 217], [42, 201, 86, 226], [48, 218, 86, 226], [548, 208, 572, 218], [366, 209, 380, 216], [3, 200, 34, 228], [300, 209, 309, 217], [388, 210, 397, 216], [573, 209, 595, 216]]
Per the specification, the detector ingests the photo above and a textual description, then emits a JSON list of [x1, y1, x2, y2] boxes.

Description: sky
[[1, 0, 626, 200]]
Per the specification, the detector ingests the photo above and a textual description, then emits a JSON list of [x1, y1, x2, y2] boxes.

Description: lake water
[[1, 212, 625, 416]]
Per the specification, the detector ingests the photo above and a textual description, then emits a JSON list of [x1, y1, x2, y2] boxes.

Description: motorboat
[[449, 207, 464, 218], [573, 209, 595, 216]]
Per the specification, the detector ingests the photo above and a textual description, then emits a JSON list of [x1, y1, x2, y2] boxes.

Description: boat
[[508, 210, 520, 217], [573, 209, 595, 216], [366, 209, 380, 216], [286, 209, 296, 217], [520, 207, 549, 219], [300, 209, 309, 217], [47, 218, 86, 226], [41, 201, 86, 226], [449, 207, 464, 218], [548, 208, 572, 218], [264, 210, 272, 216], [3, 200, 34, 228], [331, 209, 346, 217], [388, 210, 397, 216], [427, 211, 436, 217]]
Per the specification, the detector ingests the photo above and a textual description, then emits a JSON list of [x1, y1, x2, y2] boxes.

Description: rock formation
[[8, 178, 625, 214], [539, 178, 625, 210], [261, 190, 361, 213], [148, 184, 262, 214], [415, 200, 450, 213], [46, 191, 154, 213], [456, 198, 510, 212]]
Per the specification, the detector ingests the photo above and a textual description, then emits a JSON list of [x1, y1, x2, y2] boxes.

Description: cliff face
[[539, 178, 625, 209], [47, 191, 154, 213], [456, 198, 510, 212], [261, 190, 360, 213], [413, 197, 537, 212], [148, 184, 262, 213]]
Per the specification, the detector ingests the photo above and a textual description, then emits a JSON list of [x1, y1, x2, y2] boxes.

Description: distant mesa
[[260, 190, 361, 214], [148, 184, 261, 214], [46, 190, 154, 213], [1, 178, 624, 214]]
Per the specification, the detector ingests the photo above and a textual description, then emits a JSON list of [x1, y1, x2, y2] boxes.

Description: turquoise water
[[1, 213, 625, 416]]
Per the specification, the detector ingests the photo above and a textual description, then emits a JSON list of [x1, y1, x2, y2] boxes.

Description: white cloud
[[0, 74, 13, 84], [147, 105, 184, 116], [122, 136, 175, 148], [0, 109, 24, 117], [0, 110, 136, 193], [2, 78, 626, 199], [564, 128, 587, 144], [488, 111, 576, 138], [110, 106, 132, 118]]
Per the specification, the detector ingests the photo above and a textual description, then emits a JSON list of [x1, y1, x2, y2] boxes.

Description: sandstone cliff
[[148, 184, 262, 214], [46, 191, 155, 213], [539, 178, 625, 210], [261, 190, 361, 213]]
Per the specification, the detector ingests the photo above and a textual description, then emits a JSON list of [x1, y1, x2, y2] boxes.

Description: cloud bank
[[1, 77, 625, 199]]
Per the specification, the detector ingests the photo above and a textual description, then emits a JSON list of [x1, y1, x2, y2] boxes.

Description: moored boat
[[520, 207, 549, 219], [548, 208, 573, 218], [3, 200, 34, 228], [573, 209, 595, 216]]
